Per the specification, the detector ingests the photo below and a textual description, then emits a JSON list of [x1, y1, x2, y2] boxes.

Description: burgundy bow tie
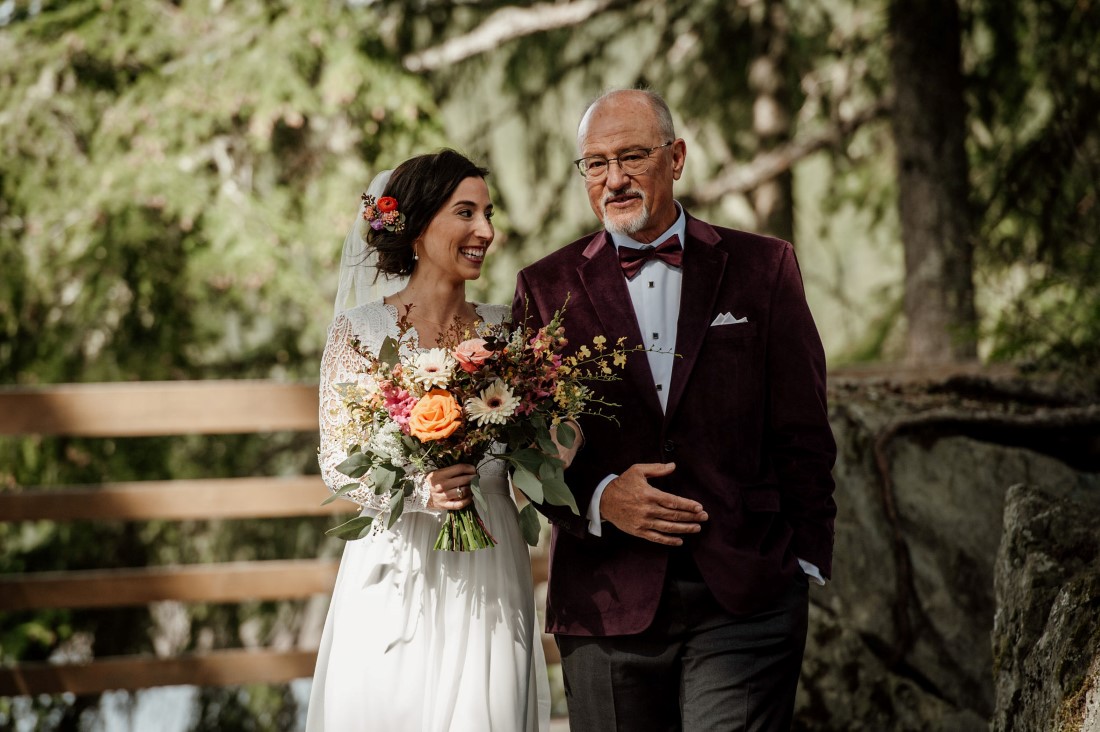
[[617, 235, 683, 279]]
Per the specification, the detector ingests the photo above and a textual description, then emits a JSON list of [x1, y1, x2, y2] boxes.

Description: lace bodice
[[318, 299, 511, 515]]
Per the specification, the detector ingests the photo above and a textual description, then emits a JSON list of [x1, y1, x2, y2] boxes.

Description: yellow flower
[[578, 345, 591, 359], [592, 335, 607, 352], [613, 352, 627, 368]]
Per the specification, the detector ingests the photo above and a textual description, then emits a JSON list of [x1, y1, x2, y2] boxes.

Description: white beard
[[601, 191, 649, 236]]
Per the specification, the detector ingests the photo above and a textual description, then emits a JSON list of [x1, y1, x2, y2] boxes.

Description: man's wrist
[[587, 474, 618, 536]]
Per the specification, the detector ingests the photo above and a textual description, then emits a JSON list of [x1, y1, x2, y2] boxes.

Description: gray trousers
[[557, 564, 809, 732]]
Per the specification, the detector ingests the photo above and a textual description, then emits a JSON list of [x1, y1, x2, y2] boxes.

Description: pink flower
[[382, 386, 417, 432], [453, 338, 494, 373]]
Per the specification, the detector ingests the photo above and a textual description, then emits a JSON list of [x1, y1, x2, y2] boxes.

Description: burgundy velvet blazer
[[512, 214, 837, 637]]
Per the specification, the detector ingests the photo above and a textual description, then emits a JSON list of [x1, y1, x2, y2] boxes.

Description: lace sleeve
[[317, 311, 437, 516]]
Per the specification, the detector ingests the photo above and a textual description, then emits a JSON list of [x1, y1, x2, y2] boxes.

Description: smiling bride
[[305, 150, 551, 732]]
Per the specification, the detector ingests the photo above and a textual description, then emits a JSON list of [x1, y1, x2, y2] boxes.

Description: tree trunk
[[748, 0, 795, 244], [889, 0, 978, 363]]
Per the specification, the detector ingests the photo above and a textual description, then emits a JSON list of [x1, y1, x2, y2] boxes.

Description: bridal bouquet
[[324, 304, 635, 551]]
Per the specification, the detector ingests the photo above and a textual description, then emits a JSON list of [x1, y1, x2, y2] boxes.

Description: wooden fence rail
[[0, 381, 319, 436], [0, 380, 556, 698], [0, 560, 343, 612], [0, 650, 320, 697]]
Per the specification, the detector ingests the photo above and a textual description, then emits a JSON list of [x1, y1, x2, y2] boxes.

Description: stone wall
[[992, 484, 1100, 732], [794, 378, 1100, 730]]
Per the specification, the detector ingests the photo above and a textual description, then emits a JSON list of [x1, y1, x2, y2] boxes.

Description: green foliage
[[3, 0, 1099, 726], [517, 503, 542, 547], [967, 0, 1100, 368], [0, 0, 445, 385], [0, 1, 439, 727], [188, 684, 299, 732]]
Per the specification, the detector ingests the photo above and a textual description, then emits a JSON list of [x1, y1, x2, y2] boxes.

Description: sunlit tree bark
[[889, 0, 978, 363], [748, 0, 794, 242]]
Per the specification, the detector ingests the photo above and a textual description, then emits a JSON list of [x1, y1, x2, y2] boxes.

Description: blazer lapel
[[578, 232, 664, 419], [664, 216, 726, 422]]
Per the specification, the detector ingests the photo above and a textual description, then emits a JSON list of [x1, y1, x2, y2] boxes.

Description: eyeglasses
[[573, 141, 674, 180]]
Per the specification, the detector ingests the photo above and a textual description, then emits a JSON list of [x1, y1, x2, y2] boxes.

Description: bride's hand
[[426, 463, 477, 510]]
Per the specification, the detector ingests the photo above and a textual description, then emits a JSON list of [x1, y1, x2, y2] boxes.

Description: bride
[[306, 150, 552, 731]]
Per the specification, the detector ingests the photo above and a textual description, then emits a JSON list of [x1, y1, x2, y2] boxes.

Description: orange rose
[[377, 196, 399, 213], [408, 389, 462, 441]]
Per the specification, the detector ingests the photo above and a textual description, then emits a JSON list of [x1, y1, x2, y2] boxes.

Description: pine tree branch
[[684, 99, 891, 204], [403, 0, 623, 72]]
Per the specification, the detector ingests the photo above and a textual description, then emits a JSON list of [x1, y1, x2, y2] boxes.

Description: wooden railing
[[0, 381, 554, 698]]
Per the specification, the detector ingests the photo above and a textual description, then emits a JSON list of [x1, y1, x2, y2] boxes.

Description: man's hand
[[600, 463, 707, 545]]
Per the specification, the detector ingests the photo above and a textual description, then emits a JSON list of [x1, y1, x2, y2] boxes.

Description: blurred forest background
[[1, 0, 1097, 729]]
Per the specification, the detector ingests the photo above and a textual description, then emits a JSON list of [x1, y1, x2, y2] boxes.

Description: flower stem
[[434, 504, 497, 552]]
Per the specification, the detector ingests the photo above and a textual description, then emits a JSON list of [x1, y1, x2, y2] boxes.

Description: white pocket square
[[710, 312, 749, 326]]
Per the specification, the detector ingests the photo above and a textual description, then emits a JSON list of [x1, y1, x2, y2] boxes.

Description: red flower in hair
[[377, 196, 399, 213]]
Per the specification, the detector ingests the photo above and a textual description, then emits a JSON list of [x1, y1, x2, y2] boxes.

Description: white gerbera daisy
[[410, 348, 456, 389], [465, 379, 522, 426]]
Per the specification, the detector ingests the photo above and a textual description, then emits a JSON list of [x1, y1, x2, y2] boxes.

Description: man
[[512, 89, 836, 731]]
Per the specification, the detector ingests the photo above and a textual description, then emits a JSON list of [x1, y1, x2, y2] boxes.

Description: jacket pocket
[[706, 322, 757, 340]]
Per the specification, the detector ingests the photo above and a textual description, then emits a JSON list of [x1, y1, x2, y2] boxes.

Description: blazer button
[[663, 440, 675, 454]]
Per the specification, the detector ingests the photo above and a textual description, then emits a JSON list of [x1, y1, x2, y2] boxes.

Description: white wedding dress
[[305, 299, 550, 732]]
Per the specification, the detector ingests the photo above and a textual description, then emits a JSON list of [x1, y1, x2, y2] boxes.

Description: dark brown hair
[[366, 149, 490, 277]]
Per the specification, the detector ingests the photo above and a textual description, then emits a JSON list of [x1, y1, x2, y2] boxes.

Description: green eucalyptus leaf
[[378, 336, 400, 369], [387, 489, 405, 528], [335, 452, 371, 478], [542, 474, 579, 515], [556, 422, 576, 449], [371, 464, 397, 493], [538, 459, 555, 481], [512, 465, 544, 504], [535, 426, 558, 456], [469, 475, 488, 517], [509, 448, 545, 476], [321, 482, 361, 505], [325, 515, 375, 541], [518, 504, 542, 547]]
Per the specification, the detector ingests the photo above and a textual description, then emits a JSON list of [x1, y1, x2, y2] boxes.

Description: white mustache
[[601, 188, 645, 206]]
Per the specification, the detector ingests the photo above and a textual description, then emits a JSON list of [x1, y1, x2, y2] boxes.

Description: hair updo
[[365, 149, 490, 278]]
